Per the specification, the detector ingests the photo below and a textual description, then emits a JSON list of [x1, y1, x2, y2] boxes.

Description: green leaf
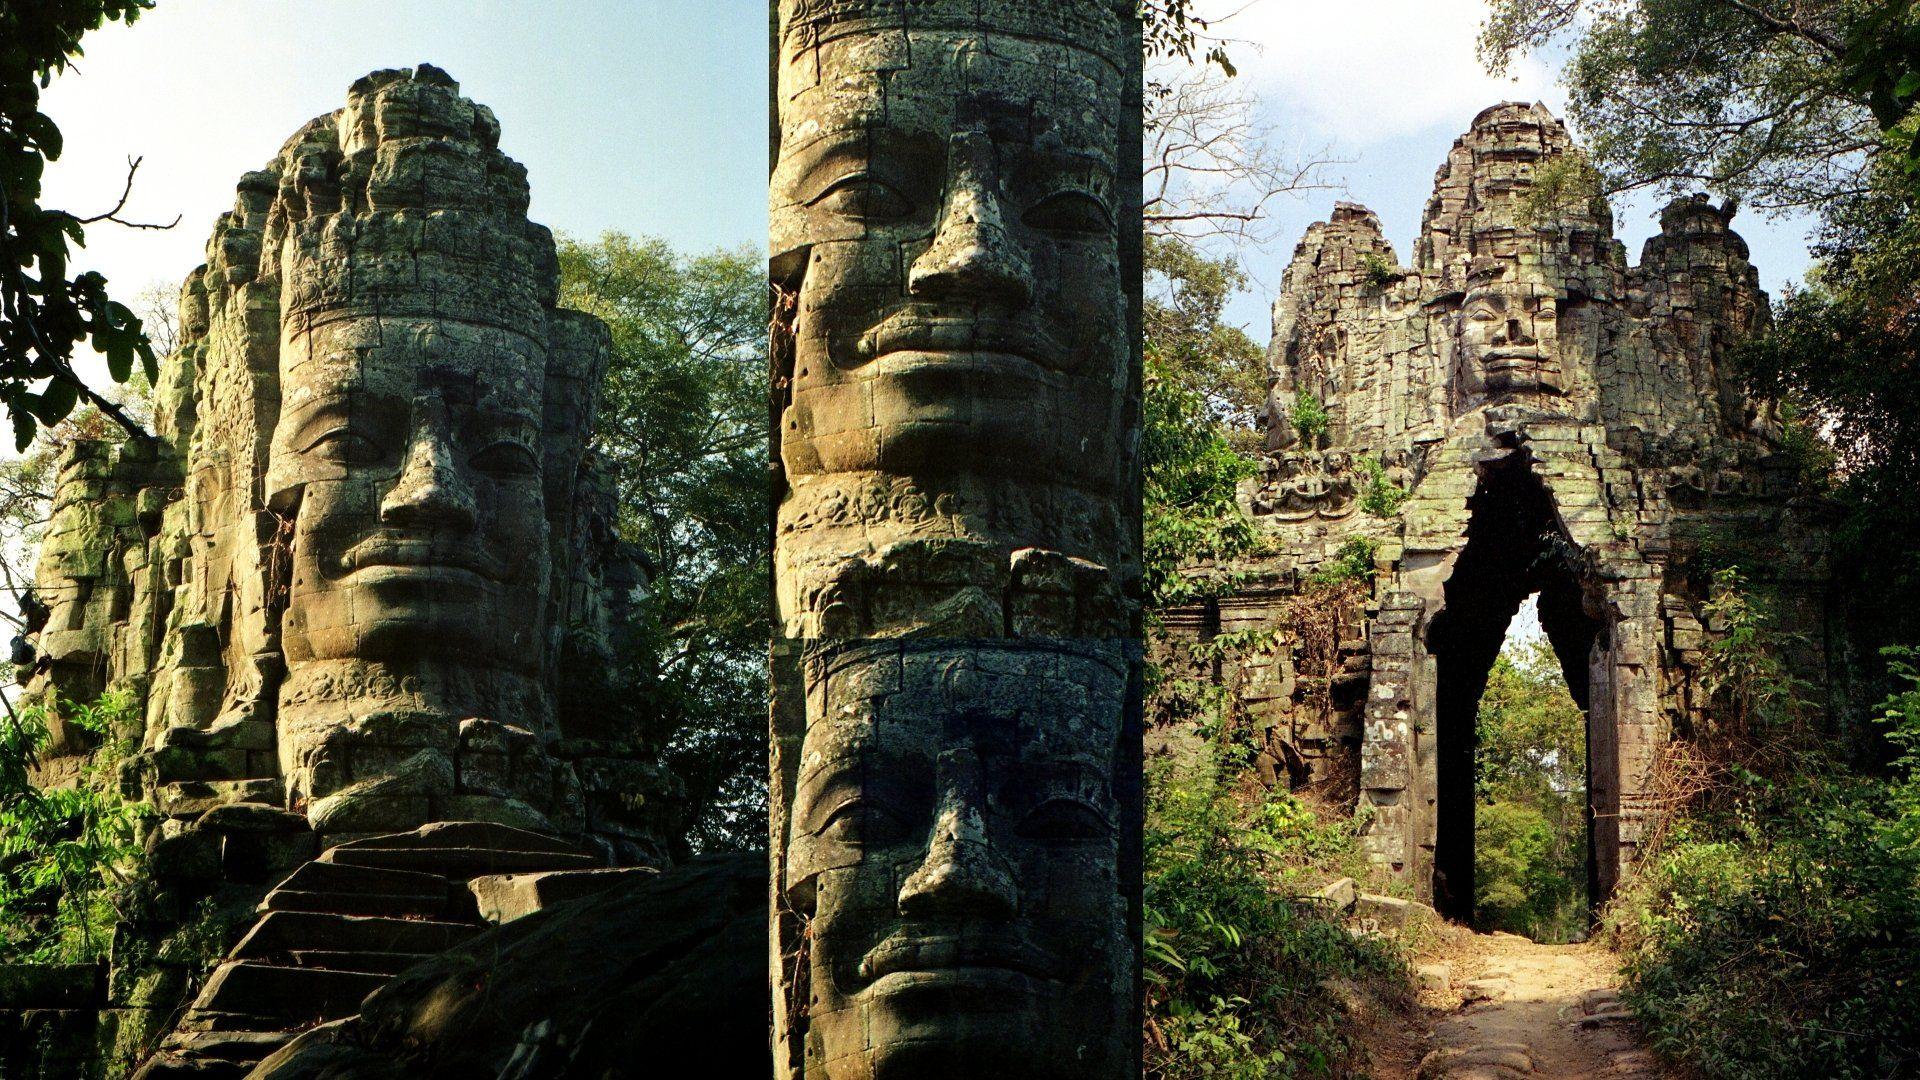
[[12, 413, 35, 454], [39, 377, 77, 421]]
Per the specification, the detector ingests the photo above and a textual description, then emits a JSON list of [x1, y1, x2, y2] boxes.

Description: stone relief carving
[[22, 66, 669, 860], [1157, 102, 1833, 917], [771, 0, 1142, 640], [769, 2, 1144, 1077], [787, 639, 1132, 1079]]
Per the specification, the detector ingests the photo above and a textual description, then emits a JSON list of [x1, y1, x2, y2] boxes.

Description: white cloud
[[1198, 0, 1566, 146]]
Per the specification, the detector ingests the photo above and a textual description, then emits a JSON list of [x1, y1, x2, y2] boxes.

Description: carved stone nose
[[907, 132, 1034, 307], [897, 805, 1019, 919], [380, 426, 477, 531]]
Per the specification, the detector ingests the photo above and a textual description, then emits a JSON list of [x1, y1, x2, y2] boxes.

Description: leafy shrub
[[1356, 455, 1407, 518], [1290, 389, 1330, 446], [1359, 253, 1399, 290], [1308, 537, 1377, 587], [1145, 355, 1260, 605], [1145, 749, 1401, 1078], [0, 689, 149, 963], [1605, 646, 1920, 1078]]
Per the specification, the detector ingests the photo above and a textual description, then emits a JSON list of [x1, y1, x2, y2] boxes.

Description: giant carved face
[[787, 643, 1129, 1079], [1454, 274, 1563, 404], [268, 315, 549, 669], [771, 28, 1128, 494]]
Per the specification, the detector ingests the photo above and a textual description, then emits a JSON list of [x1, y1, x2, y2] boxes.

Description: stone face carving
[[788, 640, 1131, 1079], [21, 66, 668, 859], [1160, 103, 1833, 919], [772, 0, 1142, 639], [770, 3, 1143, 1076]]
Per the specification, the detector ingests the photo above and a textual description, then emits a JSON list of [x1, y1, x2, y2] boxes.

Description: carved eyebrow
[[278, 393, 404, 452], [777, 129, 941, 200], [792, 768, 928, 836]]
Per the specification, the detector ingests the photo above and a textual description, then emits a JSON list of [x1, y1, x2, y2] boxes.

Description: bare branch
[[68, 157, 181, 231]]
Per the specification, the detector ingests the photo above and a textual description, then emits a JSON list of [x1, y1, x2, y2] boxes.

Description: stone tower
[[11, 67, 673, 1076], [770, 1, 1144, 1076], [1161, 103, 1833, 918], [25, 65, 666, 857]]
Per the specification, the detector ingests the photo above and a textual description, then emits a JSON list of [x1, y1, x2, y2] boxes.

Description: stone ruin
[[1158, 103, 1835, 920], [4, 67, 682, 1078], [769, 1, 1144, 1076]]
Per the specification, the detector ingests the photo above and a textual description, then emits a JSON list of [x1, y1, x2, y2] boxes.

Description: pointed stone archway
[[1155, 102, 1834, 915], [1427, 450, 1604, 921]]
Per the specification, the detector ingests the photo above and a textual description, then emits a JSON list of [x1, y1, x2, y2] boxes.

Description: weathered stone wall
[[6, 67, 675, 1077], [1163, 103, 1834, 917], [22, 65, 670, 859], [769, 1, 1144, 1075]]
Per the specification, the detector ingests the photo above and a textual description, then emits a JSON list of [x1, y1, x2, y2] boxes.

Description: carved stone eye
[[1017, 797, 1110, 841], [1023, 191, 1112, 234], [819, 799, 913, 846], [812, 173, 911, 223], [471, 441, 538, 476], [304, 428, 381, 465]]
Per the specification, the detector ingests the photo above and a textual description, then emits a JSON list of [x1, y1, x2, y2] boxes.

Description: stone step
[[337, 820, 583, 855], [156, 779, 283, 819], [272, 858, 450, 897], [193, 961, 386, 1024], [162, 1029, 292, 1062], [132, 1054, 252, 1080], [469, 866, 659, 924], [321, 845, 597, 878], [232, 910, 479, 961], [261, 888, 458, 919], [288, 950, 438, 975]]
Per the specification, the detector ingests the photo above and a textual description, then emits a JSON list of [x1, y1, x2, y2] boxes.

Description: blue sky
[[37, 1, 1820, 412], [39, 0, 769, 346], [1188, 0, 1819, 339]]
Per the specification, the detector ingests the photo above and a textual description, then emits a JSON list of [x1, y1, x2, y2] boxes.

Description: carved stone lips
[[854, 310, 1071, 373], [340, 536, 502, 582], [857, 932, 1059, 986], [1482, 347, 1546, 371]]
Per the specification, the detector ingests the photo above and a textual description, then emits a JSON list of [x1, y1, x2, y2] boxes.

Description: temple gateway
[[1158, 103, 1835, 921]]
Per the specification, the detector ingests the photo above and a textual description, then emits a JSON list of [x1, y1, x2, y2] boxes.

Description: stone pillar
[[770, 1, 1143, 1075]]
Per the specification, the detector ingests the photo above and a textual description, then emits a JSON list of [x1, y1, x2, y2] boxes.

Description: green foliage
[[1146, 235, 1268, 447], [1358, 252, 1398, 290], [1478, 0, 1878, 212], [1145, 749, 1398, 1078], [1609, 772, 1920, 1078], [1473, 638, 1588, 942], [1355, 455, 1406, 518], [1515, 152, 1606, 227], [1699, 567, 1813, 736], [0, 689, 148, 963], [555, 233, 766, 855], [1144, 354, 1260, 607], [1602, 611, 1920, 1076], [1307, 538, 1376, 587], [1140, 0, 1236, 77], [1, 0, 161, 450], [1289, 389, 1329, 447]]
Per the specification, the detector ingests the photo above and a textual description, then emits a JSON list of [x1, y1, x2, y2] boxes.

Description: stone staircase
[[132, 821, 601, 1079]]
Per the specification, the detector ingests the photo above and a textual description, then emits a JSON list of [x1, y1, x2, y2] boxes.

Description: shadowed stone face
[[772, 28, 1127, 495], [269, 317, 549, 667], [787, 642, 1129, 1078], [1454, 271, 1563, 404]]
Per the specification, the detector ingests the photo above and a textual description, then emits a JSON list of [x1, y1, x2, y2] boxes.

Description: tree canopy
[[556, 233, 766, 856], [1, 0, 164, 450]]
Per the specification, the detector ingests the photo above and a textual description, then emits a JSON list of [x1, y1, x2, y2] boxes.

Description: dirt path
[[1373, 930, 1672, 1079]]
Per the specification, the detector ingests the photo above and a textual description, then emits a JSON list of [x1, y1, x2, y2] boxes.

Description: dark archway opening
[[1428, 453, 1604, 926]]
